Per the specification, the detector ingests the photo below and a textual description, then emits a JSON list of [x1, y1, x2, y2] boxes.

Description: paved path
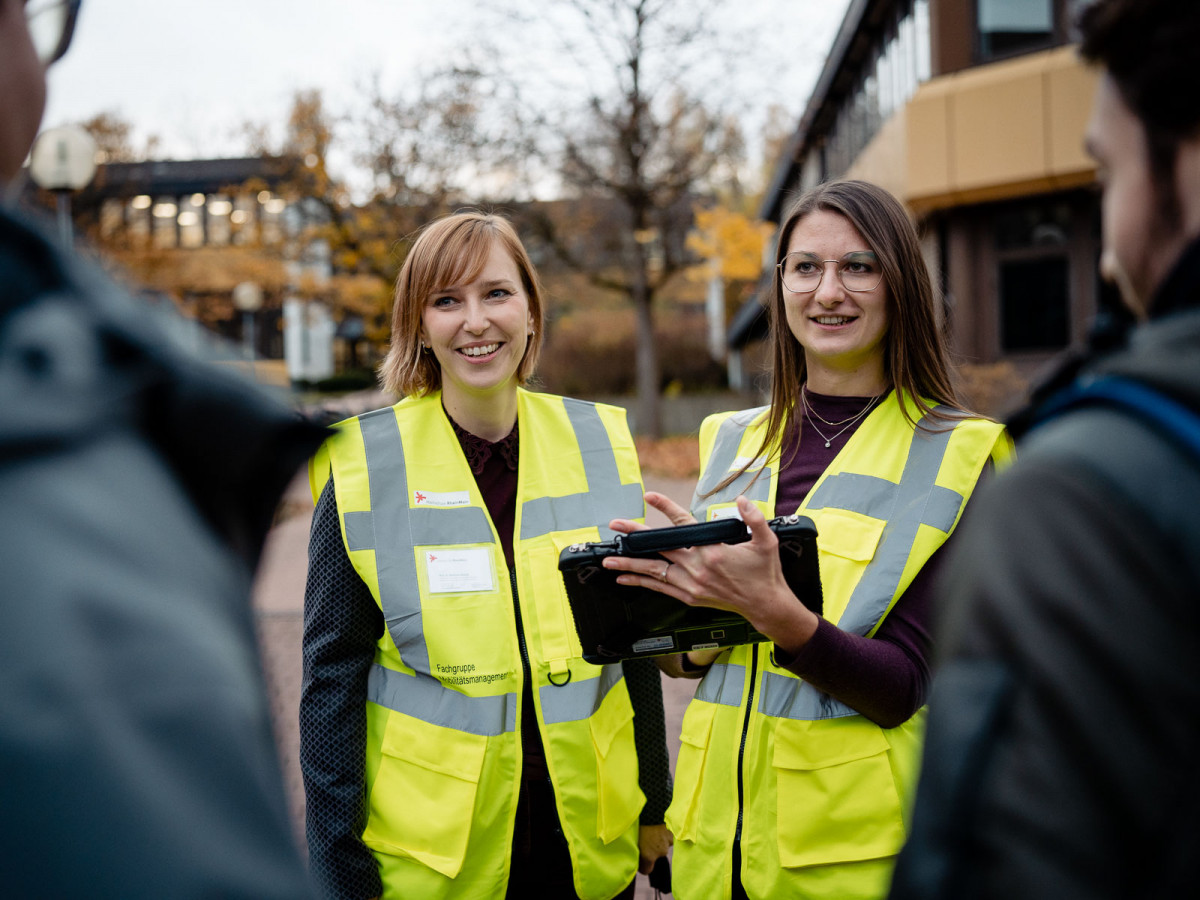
[[252, 469, 701, 895]]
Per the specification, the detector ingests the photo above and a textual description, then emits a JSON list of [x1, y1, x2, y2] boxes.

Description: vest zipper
[[734, 642, 759, 845], [510, 568, 533, 735]]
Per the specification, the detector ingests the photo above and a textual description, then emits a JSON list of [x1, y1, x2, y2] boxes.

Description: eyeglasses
[[25, 0, 82, 66], [777, 251, 884, 294]]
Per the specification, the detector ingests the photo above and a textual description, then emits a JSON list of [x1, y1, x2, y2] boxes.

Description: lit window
[[178, 210, 203, 248], [152, 197, 177, 248], [208, 195, 232, 246]]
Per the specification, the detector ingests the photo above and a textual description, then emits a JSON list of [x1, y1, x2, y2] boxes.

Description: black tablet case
[[558, 514, 821, 663]]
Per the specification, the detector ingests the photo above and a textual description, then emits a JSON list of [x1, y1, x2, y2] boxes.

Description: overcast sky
[[42, 0, 852, 183]]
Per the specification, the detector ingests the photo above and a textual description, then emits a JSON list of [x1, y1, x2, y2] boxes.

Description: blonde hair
[[379, 211, 546, 396]]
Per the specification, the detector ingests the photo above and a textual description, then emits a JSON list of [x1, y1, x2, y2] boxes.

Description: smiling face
[[419, 237, 533, 418], [782, 209, 890, 395]]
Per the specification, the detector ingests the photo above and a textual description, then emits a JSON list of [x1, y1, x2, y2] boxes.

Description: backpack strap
[[1032, 375, 1200, 463]]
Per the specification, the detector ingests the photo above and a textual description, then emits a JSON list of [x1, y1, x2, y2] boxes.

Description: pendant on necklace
[[825, 441, 831, 448]]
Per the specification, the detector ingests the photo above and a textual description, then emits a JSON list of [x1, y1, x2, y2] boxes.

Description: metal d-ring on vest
[[693, 403, 965, 721], [347, 398, 643, 735]]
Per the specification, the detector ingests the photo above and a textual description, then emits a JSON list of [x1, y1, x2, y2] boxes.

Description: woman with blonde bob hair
[[604, 181, 1013, 900], [301, 210, 672, 900], [379, 212, 545, 399]]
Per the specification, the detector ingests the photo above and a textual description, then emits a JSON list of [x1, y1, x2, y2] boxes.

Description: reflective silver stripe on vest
[[697, 406, 966, 721], [519, 398, 644, 540], [367, 663, 518, 736], [350, 409, 495, 675], [693, 406, 773, 510], [808, 414, 960, 635], [539, 663, 624, 725], [757, 669, 859, 721], [692, 662, 746, 707]]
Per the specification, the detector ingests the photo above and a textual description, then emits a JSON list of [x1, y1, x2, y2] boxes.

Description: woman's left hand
[[637, 823, 674, 875], [606, 494, 819, 648]]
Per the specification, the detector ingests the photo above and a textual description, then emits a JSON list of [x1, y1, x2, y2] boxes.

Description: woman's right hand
[[609, 490, 696, 536], [606, 495, 820, 653]]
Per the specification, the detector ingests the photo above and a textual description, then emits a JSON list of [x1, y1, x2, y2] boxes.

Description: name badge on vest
[[414, 489, 471, 508], [425, 547, 495, 594]]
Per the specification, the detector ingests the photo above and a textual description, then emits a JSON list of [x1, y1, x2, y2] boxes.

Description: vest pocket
[[664, 700, 718, 842], [589, 683, 643, 843], [362, 711, 488, 878], [772, 717, 905, 868], [813, 509, 884, 562]]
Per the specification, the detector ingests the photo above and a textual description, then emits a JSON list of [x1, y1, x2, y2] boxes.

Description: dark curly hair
[[1079, 0, 1200, 224]]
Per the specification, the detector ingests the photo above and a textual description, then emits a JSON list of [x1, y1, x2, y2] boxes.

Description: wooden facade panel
[[845, 107, 910, 200], [952, 62, 1047, 191], [1047, 54, 1100, 176], [906, 84, 954, 199], [905, 46, 1096, 211]]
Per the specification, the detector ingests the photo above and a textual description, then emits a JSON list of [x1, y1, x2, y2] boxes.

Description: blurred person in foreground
[[889, 1, 1200, 898], [300, 211, 671, 900], [603, 179, 1013, 900], [0, 1, 322, 896]]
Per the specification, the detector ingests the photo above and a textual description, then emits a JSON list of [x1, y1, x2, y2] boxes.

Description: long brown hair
[[378, 211, 546, 396], [709, 180, 962, 496]]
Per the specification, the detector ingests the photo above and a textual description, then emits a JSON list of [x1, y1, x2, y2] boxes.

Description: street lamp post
[[232, 281, 264, 379], [28, 125, 97, 246]]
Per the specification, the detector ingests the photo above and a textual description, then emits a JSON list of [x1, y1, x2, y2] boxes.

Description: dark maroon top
[[449, 417, 520, 569], [763, 390, 954, 728]]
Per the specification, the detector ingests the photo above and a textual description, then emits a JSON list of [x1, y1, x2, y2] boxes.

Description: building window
[[231, 195, 257, 245], [1000, 257, 1069, 350], [207, 195, 232, 246], [995, 201, 1072, 352], [977, 0, 1054, 61], [824, 0, 931, 179], [152, 197, 178, 249], [126, 197, 151, 247], [178, 193, 205, 248]]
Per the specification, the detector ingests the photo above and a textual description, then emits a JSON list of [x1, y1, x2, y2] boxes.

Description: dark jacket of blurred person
[[1, 1, 323, 896], [890, 2, 1200, 898]]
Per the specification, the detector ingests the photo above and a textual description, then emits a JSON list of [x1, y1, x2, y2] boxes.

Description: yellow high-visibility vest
[[311, 389, 648, 900], [666, 392, 1013, 900]]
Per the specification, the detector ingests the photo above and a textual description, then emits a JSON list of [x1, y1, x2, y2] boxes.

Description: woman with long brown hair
[[605, 180, 1013, 900]]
